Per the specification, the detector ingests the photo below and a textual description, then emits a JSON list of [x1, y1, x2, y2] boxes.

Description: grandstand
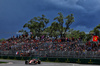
[[0, 34, 100, 59]]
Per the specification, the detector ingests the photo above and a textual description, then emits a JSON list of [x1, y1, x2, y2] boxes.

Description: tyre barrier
[[0, 56, 100, 64]]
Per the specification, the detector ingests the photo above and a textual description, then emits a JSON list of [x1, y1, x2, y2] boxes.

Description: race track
[[0, 59, 100, 66]]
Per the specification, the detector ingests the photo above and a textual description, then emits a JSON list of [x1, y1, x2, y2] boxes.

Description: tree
[[44, 22, 60, 37], [0, 38, 5, 42], [21, 12, 74, 38], [23, 14, 49, 37], [94, 24, 100, 41], [64, 14, 74, 37], [89, 24, 100, 42], [85, 34, 92, 41], [79, 31, 86, 41], [18, 29, 28, 35], [94, 24, 100, 36], [50, 22, 60, 37], [66, 29, 86, 41], [89, 24, 100, 36], [54, 12, 74, 37], [54, 12, 64, 37]]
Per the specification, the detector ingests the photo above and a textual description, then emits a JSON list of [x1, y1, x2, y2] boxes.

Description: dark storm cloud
[[0, 0, 48, 38], [46, 0, 100, 30], [0, 0, 100, 38], [0, 0, 47, 31]]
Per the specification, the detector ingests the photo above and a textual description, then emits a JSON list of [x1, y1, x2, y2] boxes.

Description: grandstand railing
[[0, 50, 100, 59]]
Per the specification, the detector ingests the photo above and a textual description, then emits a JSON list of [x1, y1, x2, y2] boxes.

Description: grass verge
[[0, 61, 8, 64]]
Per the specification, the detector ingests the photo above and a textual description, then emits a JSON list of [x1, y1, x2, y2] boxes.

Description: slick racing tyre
[[38, 60, 41, 64], [25, 60, 29, 64]]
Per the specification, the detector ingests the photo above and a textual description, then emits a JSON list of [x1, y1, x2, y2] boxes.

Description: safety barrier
[[0, 56, 100, 64], [39, 57, 100, 64]]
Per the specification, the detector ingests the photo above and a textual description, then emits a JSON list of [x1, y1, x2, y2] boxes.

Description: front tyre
[[38, 60, 41, 64], [25, 60, 29, 64]]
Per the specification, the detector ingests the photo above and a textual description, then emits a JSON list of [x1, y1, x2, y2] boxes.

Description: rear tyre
[[25, 60, 28, 64]]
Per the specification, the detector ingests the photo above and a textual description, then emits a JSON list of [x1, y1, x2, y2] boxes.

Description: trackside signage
[[93, 36, 98, 42]]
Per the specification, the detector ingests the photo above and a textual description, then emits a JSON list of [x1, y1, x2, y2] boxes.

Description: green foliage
[[48, 22, 60, 37], [65, 14, 74, 32], [20, 12, 75, 38], [54, 12, 64, 37], [90, 24, 100, 36], [79, 31, 86, 40], [23, 12, 74, 37], [23, 14, 49, 37], [85, 34, 92, 41], [54, 12, 74, 37], [89, 24, 100, 41], [0, 38, 5, 42], [55, 58, 59, 62], [98, 35, 100, 41], [0, 62, 8, 63], [96, 24, 100, 28], [20, 12, 100, 41], [19, 29, 28, 35], [66, 29, 86, 41]]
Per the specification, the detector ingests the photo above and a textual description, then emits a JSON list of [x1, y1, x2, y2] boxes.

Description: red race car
[[25, 58, 41, 64]]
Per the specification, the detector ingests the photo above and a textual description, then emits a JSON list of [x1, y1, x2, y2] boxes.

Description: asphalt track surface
[[0, 59, 100, 66]]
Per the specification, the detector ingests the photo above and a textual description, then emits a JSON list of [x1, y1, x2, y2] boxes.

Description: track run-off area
[[0, 59, 100, 66]]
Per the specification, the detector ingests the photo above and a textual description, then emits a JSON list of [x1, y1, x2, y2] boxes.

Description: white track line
[[7, 62, 13, 64]]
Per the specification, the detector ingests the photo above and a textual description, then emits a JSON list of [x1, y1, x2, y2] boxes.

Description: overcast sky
[[0, 0, 100, 39]]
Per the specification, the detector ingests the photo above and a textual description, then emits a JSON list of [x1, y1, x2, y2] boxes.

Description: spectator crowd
[[0, 34, 100, 58]]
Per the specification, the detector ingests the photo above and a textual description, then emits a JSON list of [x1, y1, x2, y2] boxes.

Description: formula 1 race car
[[25, 58, 41, 65]]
